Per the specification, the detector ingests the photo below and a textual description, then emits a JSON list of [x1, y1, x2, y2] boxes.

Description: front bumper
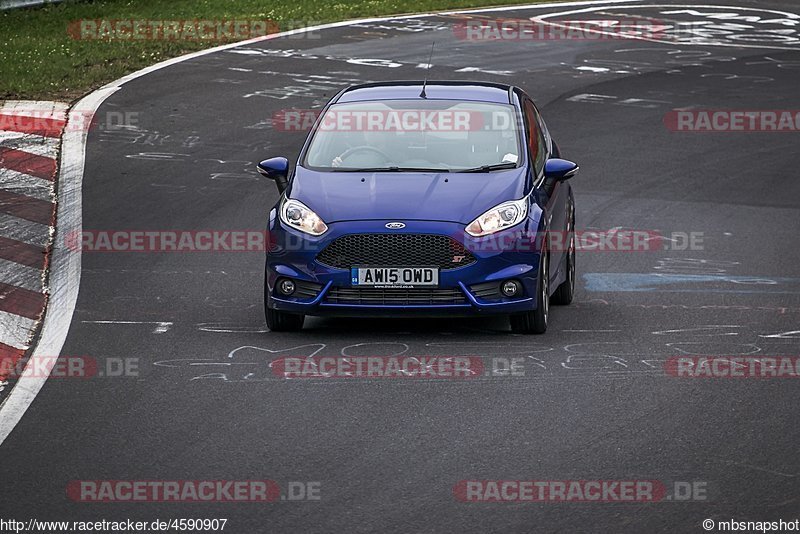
[[265, 218, 544, 318]]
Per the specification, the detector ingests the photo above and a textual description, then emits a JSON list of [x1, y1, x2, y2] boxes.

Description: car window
[[302, 99, 522, 172], [523, 99, 547, 176]]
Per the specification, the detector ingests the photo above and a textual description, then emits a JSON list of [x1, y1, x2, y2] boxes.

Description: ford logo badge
[[385, 222, 406, 229]]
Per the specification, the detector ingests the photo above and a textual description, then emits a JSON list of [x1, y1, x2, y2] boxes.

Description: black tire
[[510, 249, 549, 335], [264, 278, 305, 331], [265, 306, 305, 332], [551, 199, 575, 305]]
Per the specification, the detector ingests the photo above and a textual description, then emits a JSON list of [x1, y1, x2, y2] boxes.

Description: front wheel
[[265, 306, 305, 332], [265, 279, 305, 331], [510, 249, 549, 335], [551, 199, 575, 305]]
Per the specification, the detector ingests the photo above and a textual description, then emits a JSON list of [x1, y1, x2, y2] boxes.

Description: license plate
[[351, 267, 439, 287]]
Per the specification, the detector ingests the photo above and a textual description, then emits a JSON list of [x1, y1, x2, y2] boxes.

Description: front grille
[[324, 287, 467, 305], [316, 234, 476, 270]]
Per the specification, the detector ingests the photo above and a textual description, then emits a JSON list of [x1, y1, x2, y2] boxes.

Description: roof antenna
[[420, 41, 435, 99]]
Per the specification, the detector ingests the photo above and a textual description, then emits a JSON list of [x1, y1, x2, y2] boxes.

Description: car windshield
[[302, 99, 521, 173]]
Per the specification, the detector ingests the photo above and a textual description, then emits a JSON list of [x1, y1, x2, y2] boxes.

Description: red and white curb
[[0, 101, 66, 388]]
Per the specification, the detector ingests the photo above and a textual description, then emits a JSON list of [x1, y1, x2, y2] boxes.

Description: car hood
[[287, 166, 528, 224]]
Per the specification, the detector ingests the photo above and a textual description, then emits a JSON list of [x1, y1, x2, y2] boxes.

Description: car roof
[[335, 81, 516, 105]]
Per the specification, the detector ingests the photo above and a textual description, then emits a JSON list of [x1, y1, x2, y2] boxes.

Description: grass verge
[[0, 0, 550, 101]]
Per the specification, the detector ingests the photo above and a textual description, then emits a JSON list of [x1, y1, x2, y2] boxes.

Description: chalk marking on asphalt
[[81, 320, 173, 334], [562, 329, 621, 332], [575, 66, 612, 72], [0, 0, 709, 445], [666, 342, 761, 355], [227, 344, 328, 360], [426, 341, 554, 354], [651, 326, 741, 336], [759, 330, 800, 339], [197, 323, 269, 333], [340, 342, 409, 357], [535, 4, 800, 51], [563, 341, 643, 356]]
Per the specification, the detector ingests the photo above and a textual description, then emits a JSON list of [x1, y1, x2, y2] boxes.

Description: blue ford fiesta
[[258, 81, 579, 334]]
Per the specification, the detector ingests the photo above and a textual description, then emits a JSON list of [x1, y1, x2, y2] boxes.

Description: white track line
[[0, 168, 54, 202], [441, 0, 636, 13], [0, 88, 92, 439], [0, 0, 654, 444]]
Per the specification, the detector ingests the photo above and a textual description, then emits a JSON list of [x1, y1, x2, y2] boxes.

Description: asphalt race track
[[2, 1, 800, 531]]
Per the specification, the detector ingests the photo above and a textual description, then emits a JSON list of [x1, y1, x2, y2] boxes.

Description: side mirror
[[257, 157, 290, 193], [544, 158, 579, 181]]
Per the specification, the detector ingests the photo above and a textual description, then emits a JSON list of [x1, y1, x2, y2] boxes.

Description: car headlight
[[465, 198, 527, 237], [280, 198, 328, 236]]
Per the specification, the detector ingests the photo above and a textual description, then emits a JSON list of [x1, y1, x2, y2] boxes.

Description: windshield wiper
[[332, 166, 450, 173], [459, 162, 518, 173]]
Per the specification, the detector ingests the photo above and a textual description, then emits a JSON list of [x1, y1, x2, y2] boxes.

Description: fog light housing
[[277, 278, 296, 296], [501, 280, 521, 297]]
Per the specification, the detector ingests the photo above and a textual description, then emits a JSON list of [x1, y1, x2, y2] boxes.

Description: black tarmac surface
[[2, 1, 800, 532]]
